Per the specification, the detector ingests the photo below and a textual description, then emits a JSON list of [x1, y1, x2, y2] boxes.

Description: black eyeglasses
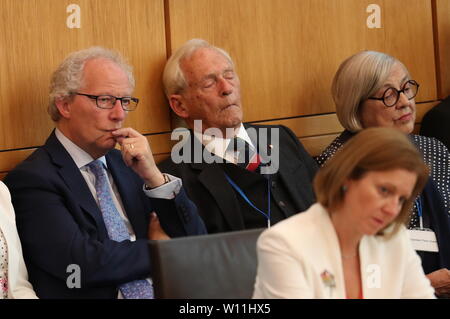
[[73, 92, 139, 111], [367, 80, 419, 107]]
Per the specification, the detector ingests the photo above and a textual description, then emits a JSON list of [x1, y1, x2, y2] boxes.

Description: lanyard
[[415, 196, 423, 229], [224, 174, 271, 228]]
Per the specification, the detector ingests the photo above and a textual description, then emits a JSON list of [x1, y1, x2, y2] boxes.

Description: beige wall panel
[[145, 133, 173, 154], [258, 100, 436, 156], [251, 100, 434, 138], [0, 0, 167, 151], [434, 0, 450, 98], [167, 0, 436, 123], [253, 114, 343, 138], [300, 134, 340, 157], [0, 102, 434, 176], [0, 149, 35, 173]]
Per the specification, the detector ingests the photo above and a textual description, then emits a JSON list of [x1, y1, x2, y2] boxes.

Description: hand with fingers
[[112, 127, 166, 188], [427, 268, 450, 297], [148, 212, 170, 240]]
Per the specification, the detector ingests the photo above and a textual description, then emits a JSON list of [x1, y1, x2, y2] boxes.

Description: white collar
[[55, 128, 107, 169], [193, 123, 254, 160]]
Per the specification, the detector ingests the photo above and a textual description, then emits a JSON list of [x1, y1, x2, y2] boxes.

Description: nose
[[383, 197, 401, 217], [395, 91, 411, 109], [110, 99, 126, 121], [218, 77, 233, 96]]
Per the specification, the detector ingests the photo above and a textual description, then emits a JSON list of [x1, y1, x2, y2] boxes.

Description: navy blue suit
[[4, 131, 206, 298]]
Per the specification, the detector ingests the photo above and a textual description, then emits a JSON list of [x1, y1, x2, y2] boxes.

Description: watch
[[144, 173, 170, 190]]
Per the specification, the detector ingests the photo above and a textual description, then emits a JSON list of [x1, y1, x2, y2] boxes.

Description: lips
[[396, 113, 412, 122], [372, 217, 384, 226], [105, 128, 121, 133], [222, 103, 238, 110]]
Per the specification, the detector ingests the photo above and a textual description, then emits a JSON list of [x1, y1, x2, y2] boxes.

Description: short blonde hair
[[332, 51, 409, 132], [48, 46, 134, 121], [314, 127, 428, 236], [162, 39, 234, 97]]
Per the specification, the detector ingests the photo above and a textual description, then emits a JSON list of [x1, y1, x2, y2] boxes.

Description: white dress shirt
[[193, 123, 255, 163]]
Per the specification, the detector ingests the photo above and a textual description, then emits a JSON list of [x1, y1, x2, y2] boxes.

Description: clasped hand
[[112, 127, 165, 188]]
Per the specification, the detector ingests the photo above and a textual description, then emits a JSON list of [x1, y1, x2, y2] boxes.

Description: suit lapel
[[44, 131, 106, 231], [246, 124, 303, 216], [276, 145, 306, 211], [188, 134, 245, 230]]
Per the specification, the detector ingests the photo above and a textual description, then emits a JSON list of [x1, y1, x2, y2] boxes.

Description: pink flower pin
[[321, 270, 336, 288]]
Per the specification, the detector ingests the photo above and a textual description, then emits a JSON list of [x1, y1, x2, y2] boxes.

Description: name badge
[[407, 229, 439, 252]]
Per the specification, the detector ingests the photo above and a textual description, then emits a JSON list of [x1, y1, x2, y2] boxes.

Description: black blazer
[[4, 131, 206, 298], [419, 178, 450, 275], [158, 124, 317, 233]]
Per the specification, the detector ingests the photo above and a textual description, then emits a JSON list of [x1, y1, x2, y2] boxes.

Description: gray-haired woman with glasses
[[317, 50, 450, 297]]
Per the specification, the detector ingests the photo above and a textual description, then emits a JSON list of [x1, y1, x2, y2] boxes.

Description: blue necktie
[[88, 160, 153, 299]]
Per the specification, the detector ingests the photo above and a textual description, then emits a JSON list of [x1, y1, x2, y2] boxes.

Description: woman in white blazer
[[253, 127, 435, 299], [0, 181, 37, 298]]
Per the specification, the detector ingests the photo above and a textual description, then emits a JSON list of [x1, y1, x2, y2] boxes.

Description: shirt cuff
[[143, 174, 182, 200]]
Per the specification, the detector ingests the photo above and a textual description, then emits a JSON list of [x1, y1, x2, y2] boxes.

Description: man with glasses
[[4, 47, 206, 298]]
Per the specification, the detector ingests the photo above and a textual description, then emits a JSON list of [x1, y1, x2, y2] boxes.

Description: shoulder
[[245, 123, 294, 138], [411, 134, 439, 145], [258, 203, 327, 249], [424, 96, 450, 118], [0, 181, 14, 220], [411, 134, 450, 154], [157, 155, 191, 176], [0, 181, 10, 198], [4, 147, 55, 183], [316, 131, 352, 166], [246, 124, 313, 160]]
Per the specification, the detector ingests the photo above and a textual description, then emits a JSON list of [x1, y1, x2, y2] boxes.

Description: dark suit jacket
[[420, 95, 450, 150], [419, 178, 450, 275], [3, 131, 206, 299], [158, 124, 317, 233]]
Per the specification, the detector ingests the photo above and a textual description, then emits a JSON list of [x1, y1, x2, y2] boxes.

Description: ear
[[55, 97, 72, 119], [168, 94, 190, 119]]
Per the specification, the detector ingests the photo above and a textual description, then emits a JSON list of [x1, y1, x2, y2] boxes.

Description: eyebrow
[[379, 182, 411, 197], [199, 68, 235, 82], [201, 74, 217, 82], [380, 75, 410, 89]]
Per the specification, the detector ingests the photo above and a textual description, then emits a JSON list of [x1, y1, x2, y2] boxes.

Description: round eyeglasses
[[73, 92, 139, 111], [367, 80, 419, 107]]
